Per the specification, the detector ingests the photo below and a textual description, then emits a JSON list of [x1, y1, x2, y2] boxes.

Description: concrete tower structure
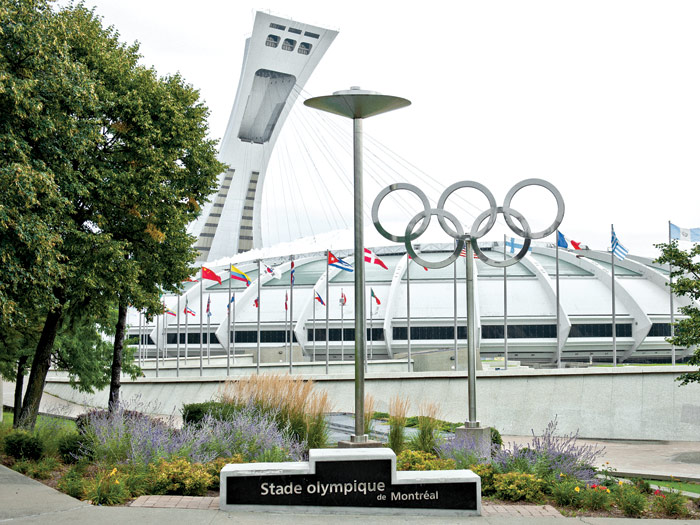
[[190, 12, 337, 261]]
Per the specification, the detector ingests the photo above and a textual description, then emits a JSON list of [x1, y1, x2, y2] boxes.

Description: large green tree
[[1, 0, 222, 428], [655, 241, 700, 385]]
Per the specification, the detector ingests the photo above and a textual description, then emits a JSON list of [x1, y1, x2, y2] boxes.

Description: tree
[[655, 241, 700, 385], [1, 0, 223, 428]]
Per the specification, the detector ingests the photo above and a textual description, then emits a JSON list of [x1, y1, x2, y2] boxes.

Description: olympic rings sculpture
[[371, 178, 565, 269]]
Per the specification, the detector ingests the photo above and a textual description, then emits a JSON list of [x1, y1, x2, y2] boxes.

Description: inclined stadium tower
[[127, 12, 694, 371]]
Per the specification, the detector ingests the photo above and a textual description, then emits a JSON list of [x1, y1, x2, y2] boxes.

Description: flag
[[290, 260, 295, 285], [557, 231, 583, 250], [328, 251, 353, 272], [184, 298, 196, 316], [254, 297, 259, 308], [670, 223, 700, 242], [201, 266, 222, 285], [408, 254, 428, 271], [364, 248, 388, 269], [314, 291, 325, 306], [206, 294, 212, 317], [459, 247, 479, 259], [183, 277, 198, 282], [230, 264, 251, 286], [164, 305, 176, 316], [611, 226, 629, 260], [370, 288, 381, 305], [285, 292, 288, 311], [506, 237, 532, 253], [339, 291, 347, 306], [226, 295, 234, 313], [264, 264, 281, 279]]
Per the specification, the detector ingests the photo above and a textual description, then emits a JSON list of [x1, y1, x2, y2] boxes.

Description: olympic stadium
[[125, 11, 692, 372]]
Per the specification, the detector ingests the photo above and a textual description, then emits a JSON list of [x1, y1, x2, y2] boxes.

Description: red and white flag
[[364, 248, 388, 269], [285, 292, 288, 311], [460, 247, 478, 259], [408, 254, 428, 271]]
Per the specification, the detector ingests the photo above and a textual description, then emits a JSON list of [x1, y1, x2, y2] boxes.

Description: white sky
[[58, 0, 700, 258]]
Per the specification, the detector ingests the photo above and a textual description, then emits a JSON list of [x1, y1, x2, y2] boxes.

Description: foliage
[[148, 458, 213, 496], [492, 472, 547, 503], [493, 418, 602, 483], [654, 241, 700, 385], [614, 482, 647, 517], [219, 374, 331, 449], [580, 483, 612, 510], [631, 477, 651, 494], [205, 455, 244, 490], [363, 395, 376, 436], [437, 434, 489, 469], [57, 466, 87, 499], [490, 427, 503, 447], [181, 402, 238, 427], [396, 450, 455, 471], [3, 431, 44, 460], [84, 467, 131, 506], [387, 395, 409, 455], [651, 488, 688, 517], [471, 463, 496, 496], [550, 479, 584, 508], [11, 457, 60, 479], [408, 402, 442, 454], [57, 433, 90, 464]]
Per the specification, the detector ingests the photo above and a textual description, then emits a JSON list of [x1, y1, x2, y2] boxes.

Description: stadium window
[[648, 323, 671, 337], [282, 38, 296, 51], [304, 31, 320, 39], [265, 35, 280, 48], [269, 23, 286, 30], [288, 27, 302, 34]]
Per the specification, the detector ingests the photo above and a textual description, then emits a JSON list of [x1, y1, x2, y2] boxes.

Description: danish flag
[[364, 248, 388, 269]]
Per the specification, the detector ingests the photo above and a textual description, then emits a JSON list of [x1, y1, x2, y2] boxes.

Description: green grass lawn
[[649, 479, 700, 494]]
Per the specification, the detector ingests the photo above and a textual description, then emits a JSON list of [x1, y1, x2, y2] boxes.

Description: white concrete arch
[[381, 254, 410, 358]]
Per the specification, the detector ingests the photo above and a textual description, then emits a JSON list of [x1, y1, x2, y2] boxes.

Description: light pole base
[[455, 425, 492, 459], [337, 435, 383, 448]]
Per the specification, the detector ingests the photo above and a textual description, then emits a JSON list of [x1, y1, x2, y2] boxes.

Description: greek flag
[[611, 227, 628, 260]]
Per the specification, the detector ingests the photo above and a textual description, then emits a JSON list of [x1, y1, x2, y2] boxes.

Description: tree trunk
[[108, 301, 128, 413], [17, 307, 63, 430], [13, 355, 28, 427]]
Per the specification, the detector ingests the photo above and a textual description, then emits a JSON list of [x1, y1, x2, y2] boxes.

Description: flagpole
[[325, 249, 330, 374], [466, 240, 478, 427], [312, 294, 316, 362], [232, 291, 236, 366], [556, 230, 561, 369], [407, 255, 412, 372], [227, 269, 231, 376], [669, 220, 675, 365], [285, 298, 288, 369], [156, 313, 160, 378], [366, 290, 370, 374], [453, 240, 458, 370], [207, 295, 211, 367], [256, 259, 261, 375], [289, 256, 294, 374], [184, 299, 188, 365], [370, 290, 374, 364], [138, 311, 142, 368], [503, 235, 508, 371], [176, 295, 180, 377], [199, 268, 203, 377], [340, 288, 345, 362], [611, 224, 617, 367]]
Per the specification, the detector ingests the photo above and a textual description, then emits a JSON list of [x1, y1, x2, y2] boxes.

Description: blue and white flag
[[670, 223, 700, 243], [506, 237, 532, 253], [611, 227, 628, 260], [226, 295, 234, 313]]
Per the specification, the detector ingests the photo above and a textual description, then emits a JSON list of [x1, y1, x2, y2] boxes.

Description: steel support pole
[[669, 221, 675, 365], [503, 235, 508, 371], [407, 255, 412, 372], [326, 250, 330, 374], [611, 228, 617, 367], [556, 230, 561, 368], [227, 271, 231, 376], [466, 240, 478, 427], [176, 296, 180, 377], [289, 257, 294, 374], [257, 259, 261, 374], [353, 117, 367, 442]]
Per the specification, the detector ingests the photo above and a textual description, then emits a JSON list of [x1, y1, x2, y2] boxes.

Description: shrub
[[396, 450, 456, 471], [409, 402, 441, 454], [438, 434, 488, 469], [471, 463, 496, 496], [651, 488, 688, 517], [58, 433, 90, 464], [149, 458, 214, 496], [3, 431, 44, 460], [84, 467, 131, 505], [631, 477, 651, 494], [550, 479, 584, 507], [181, 402, 237, 426], [58, 466, 87, 499], [388, 395, 409, 455], [581, 483, 612, 510], [490, 427, 503, 447], [614, 482, 647, 517], [492, 472, 547, 503], [205, 455, 244, 490]]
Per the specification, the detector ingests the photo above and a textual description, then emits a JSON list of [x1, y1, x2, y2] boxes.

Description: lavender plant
[[437, 433, 488, 469]]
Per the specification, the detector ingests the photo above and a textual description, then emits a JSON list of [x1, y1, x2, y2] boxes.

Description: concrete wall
[[43, 366, 700, 441]]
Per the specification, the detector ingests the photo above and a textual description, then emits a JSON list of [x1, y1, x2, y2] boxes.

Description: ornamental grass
[[388, 395, 410, 454]]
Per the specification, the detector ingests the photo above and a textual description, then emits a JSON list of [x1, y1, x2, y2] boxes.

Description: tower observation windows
[[265, 35, 280, 48], [304, 31, 320, 39], [298, 42, 312, 55], [282, 38, 296, 51], [269, 23, 286, 30], [288, 27, 302, 34]]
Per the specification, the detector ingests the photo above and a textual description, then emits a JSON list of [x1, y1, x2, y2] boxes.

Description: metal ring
[[404, 208, 465, 269], [372, 183, 432, 243], [470, 207, 531, 267], [437, 181, 498, 240], [502, 178, 565, 239]]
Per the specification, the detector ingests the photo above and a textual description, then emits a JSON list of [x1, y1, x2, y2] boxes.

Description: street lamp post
[[305, 87, 410, 444]]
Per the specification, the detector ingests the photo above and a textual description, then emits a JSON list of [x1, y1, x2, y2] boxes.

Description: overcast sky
[[59, 0, 700, 257]]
